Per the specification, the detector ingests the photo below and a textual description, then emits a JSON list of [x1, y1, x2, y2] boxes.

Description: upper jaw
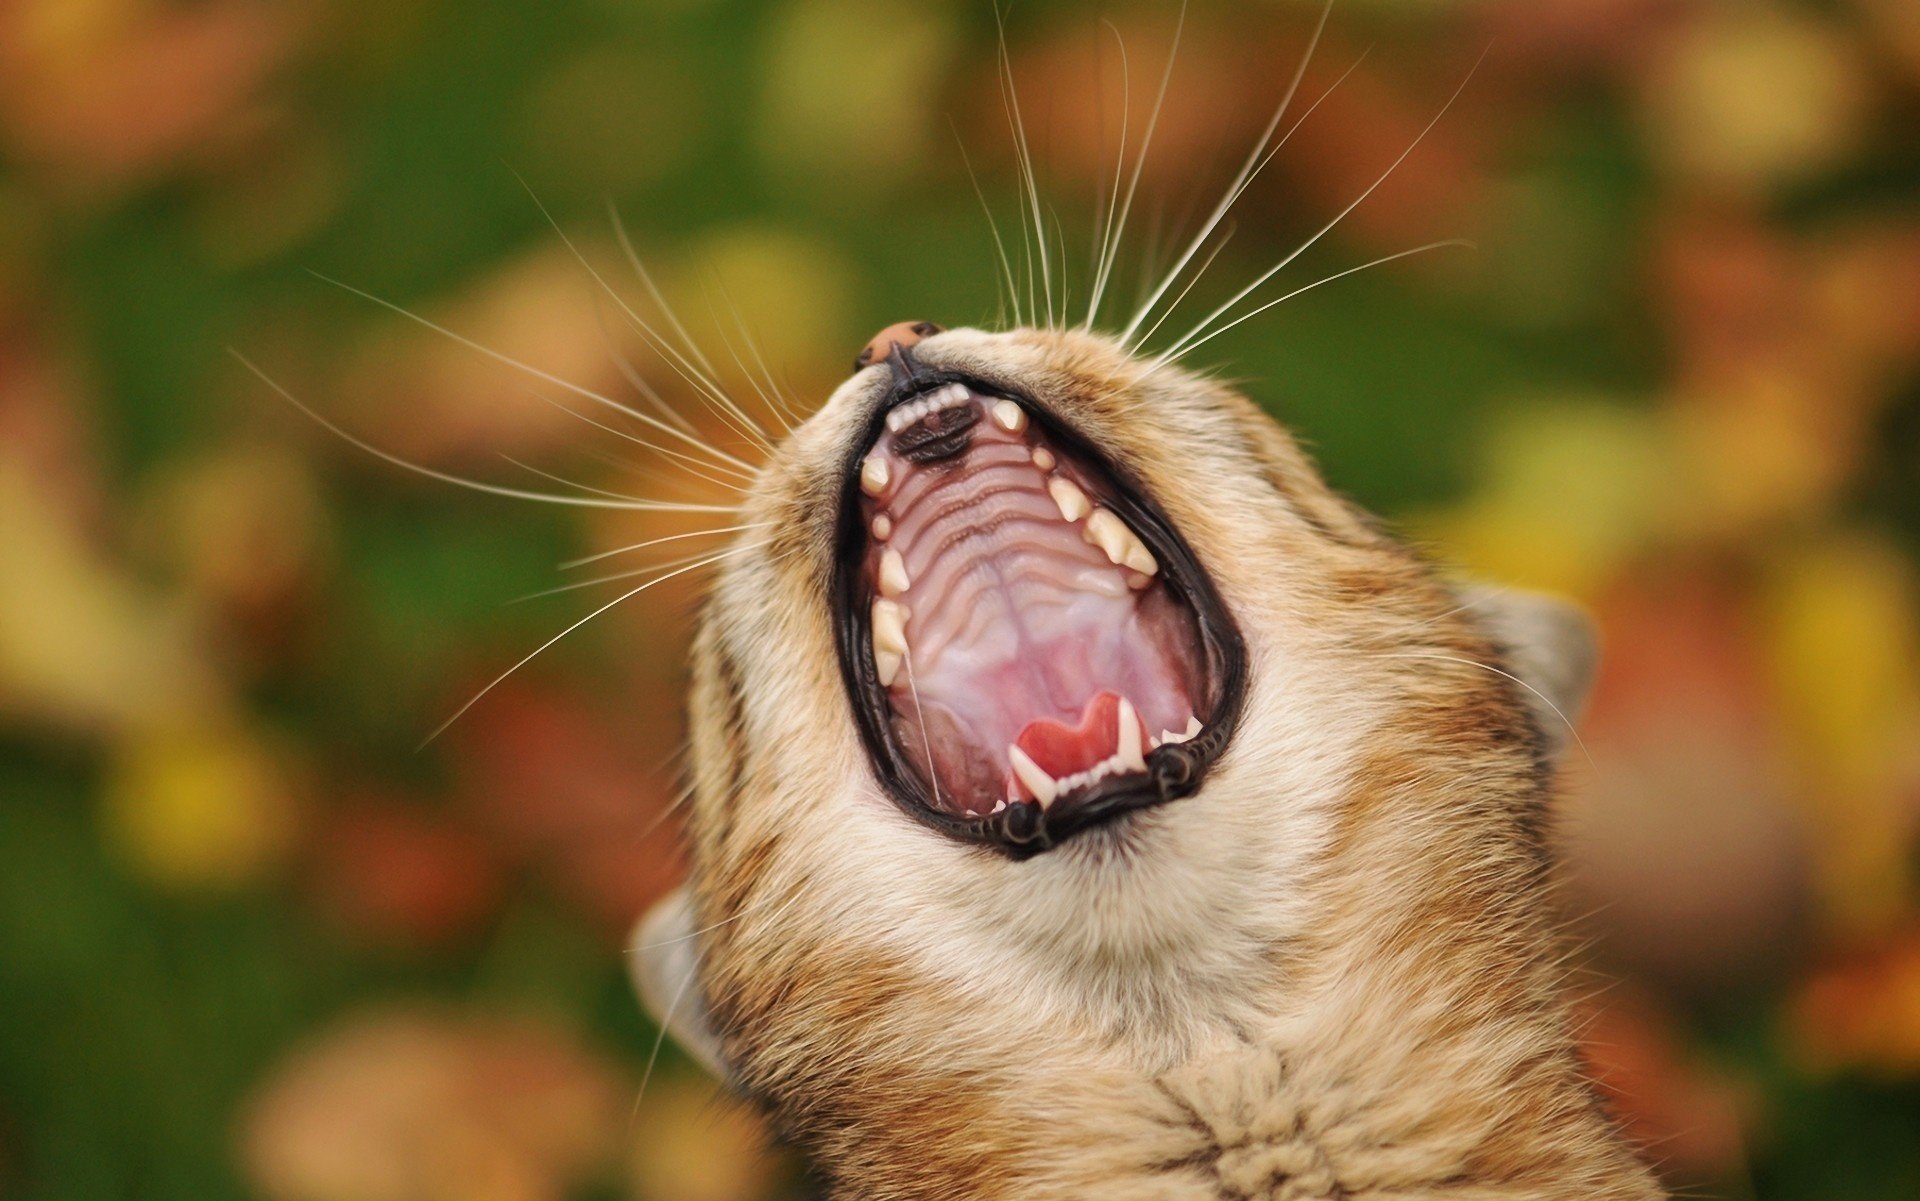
[[829, 362, 1248, 859]]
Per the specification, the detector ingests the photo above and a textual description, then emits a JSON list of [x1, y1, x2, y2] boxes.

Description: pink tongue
[[1010, 691, 1150, 798]]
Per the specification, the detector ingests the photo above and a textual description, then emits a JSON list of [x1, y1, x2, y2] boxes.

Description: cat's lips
[[832, 373, 1246, 857]]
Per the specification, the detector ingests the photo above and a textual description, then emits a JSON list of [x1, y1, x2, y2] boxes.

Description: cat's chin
[[832, 365, 1246, 858]]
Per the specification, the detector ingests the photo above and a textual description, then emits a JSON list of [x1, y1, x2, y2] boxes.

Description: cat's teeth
[[878, 548, 911, 597], [1007, 745, 1058, 807], [1047, 477, 1090, 523], [1158, 715, 1204, 745], [870, 514, 892, 540], [1031, 446, 1056, 471], [1084, 509, 1158, 577], [861, 456, 890, 495], [991, 400, 1027, 432], [872, 598, 909, 687], [1116, 697, 1145, 771]]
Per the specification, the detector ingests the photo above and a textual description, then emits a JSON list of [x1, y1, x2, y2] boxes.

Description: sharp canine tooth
[[1116, 698, 1145, 771], [861, 456, 889, 495], [878, 548, 910, 596], [1008, 746, 1057, 806], [1048, 477, 1090, 523], [871, 598, 908, 657], [1031, 447, 1056, 471], [1186, 715, 1202, 737], [991, 400, 1027, 432], [874, 650, 902, 687]]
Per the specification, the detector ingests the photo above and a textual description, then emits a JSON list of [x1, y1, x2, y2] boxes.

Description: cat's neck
[[724, 765, 1664, 1199]]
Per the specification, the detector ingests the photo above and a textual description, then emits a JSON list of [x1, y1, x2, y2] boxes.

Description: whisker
[[419, 542, 755, 747], [499, 454, 693, 508], [510, 182, 774, 455], [527, 390, 758, 493], [1153, 48, 1489, 362], [995, 5, 1053, 328], [951, 121, 1022, 329], [1118, 0, 1333, 346], [901, 649, 944, 814], [1152, 239, 1472, 368], [561, 522, 772, 570], [718, 289, 808, 432], [587, 288, 701, 438], [1386, 651, 1597, 774], [1086, 5, 1184, 330], [1126, 220, 1236, 355], [234, 352, 737, 514], [631, 961, 697, 1119], [302, 271, 758, 473], [514, 545, 740, 600], [1127, 48, 1367, 352], [704, 288, 799, 437]]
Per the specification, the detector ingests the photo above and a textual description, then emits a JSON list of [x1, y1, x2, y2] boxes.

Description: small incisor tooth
[[1007, 745, 1058, 806], [860, 456, 890, 496], [1031, 447, 1056, 471], [1048, 477, 1090, 523], [1084, 509, 1155, 578], [878, 547, 910, 596], [991, 399, 1027, 432]]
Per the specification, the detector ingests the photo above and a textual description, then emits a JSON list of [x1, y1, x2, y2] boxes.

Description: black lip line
[[831, 371, 1248, 860]]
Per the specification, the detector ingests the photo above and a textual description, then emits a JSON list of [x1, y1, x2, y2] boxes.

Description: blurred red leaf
[[1789, 930, 1920, 1076], [310, 798, 504, 950]]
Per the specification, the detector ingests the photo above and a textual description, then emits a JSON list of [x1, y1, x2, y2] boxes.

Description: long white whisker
[[234, 352, 737, 514], [1153, 240, 1472, 367], [608, 201, 730, 389], [995, 6, 1053, 328], [719, 290, 807, 432], [302, 271, 757, 473], [1128, 49, 1368, 352], [951, 122, 1022, 328], [705, 289, 798, 437], [1155, 49, 1489, 361], [1387, 651, 1597, 774], [1086, 4, 1184, 330], [902, 648, 943, 814], [499, 455, 702, 508], [632, 963, 696, 1118], [584, 200, 776, 453], [561, 522, 771, 570], [588, 296, 702, 437], [420, 544, 755, 746], [1118, 0, 1333, 345], [1126, 221, 1236, 354], [515, 545, 740, 600], [510, 172, 769, 448], [528, 391, 756, 492]]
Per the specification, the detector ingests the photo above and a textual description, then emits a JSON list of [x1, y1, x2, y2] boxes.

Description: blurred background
[[1, 0, 1917, 1197]]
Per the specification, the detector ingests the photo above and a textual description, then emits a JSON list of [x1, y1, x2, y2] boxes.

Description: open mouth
[[834, 371, 1246, 857]]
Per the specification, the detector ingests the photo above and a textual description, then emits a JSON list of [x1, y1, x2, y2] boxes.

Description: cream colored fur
[[632, 327, 1662, 1199]]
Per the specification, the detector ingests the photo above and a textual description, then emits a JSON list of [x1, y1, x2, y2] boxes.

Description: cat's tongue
[[1008, 692, 1150, 804]]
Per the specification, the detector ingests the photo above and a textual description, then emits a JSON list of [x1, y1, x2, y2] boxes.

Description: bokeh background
[[2, 0, 1918, 1197]]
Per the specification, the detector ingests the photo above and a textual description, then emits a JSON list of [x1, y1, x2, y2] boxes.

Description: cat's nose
[[855, 321, 943, 373]]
